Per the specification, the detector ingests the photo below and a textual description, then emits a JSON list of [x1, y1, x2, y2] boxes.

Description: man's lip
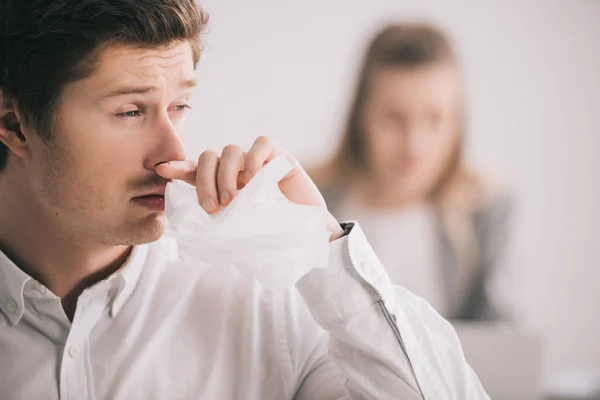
[[131, 194, 165, 212], [132, 193, 165, 199], [132, 187, 166, 198]]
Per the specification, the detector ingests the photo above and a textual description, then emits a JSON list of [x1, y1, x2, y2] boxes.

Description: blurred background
[[187, 0, 600, 398]]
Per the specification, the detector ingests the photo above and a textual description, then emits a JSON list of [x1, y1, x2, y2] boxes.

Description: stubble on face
[[36, 135, 168, 247], [29, 43, 194, 247]]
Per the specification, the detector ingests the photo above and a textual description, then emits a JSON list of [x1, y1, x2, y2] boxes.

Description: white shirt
[[337, 200, 448, 316], [0, 223, 489, 399]]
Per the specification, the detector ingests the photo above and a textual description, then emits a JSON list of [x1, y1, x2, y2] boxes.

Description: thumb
[[156, 160, 197, 186]]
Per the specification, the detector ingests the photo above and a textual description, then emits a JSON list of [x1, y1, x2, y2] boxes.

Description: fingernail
[[243, 170, 253, 184], [219, 191, 231, 206], [201, 197, 217, 212]]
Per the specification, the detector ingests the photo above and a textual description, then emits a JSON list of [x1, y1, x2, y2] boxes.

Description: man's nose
[[145, 116, 188, 170]]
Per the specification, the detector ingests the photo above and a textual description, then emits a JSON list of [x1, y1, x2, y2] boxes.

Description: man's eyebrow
[[180, 78, 197, 89], [101, 85, 159, 99], [99, 78, 196, 100]]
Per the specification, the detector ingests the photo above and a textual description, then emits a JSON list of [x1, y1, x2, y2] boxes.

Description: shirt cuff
[[296, 221, 398, 324]]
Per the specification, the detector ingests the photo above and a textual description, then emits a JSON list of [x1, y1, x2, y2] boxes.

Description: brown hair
[[312, 24, 493, 298], [0, 0, 209, 169]]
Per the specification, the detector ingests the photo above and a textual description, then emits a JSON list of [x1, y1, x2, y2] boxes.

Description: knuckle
[[198, 150, 219, 162], [222, 144, 241, 156], [216, 173, 237, 192], [254, 136, 271, 146], [196, 175, 215, 191], [243, 157, 260, 172]]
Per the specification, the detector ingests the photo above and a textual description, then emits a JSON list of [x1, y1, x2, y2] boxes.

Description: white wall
[[188, 0, 600, 384]]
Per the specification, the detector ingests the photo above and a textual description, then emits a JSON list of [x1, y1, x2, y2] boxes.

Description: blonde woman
[[312, 24, 514, 320]]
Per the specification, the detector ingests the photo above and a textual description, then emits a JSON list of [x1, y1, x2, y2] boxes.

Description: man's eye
[[117, 110, 142, 118], [171, 104, 191, 112]]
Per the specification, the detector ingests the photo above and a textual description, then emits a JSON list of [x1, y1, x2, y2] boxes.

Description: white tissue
[[164, 156, 330, 289]]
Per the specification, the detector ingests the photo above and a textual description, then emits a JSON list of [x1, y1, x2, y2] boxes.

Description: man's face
[[25, 42, 195, 246]]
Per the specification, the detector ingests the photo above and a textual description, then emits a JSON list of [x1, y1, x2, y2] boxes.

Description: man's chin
[[124, 213, 168, 245]]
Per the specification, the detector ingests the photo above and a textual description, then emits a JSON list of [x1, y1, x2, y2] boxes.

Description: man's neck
[[0, 181, 132, 320]]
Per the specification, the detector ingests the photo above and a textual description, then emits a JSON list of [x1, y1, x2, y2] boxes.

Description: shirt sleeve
[[294, 222, 490, 400]]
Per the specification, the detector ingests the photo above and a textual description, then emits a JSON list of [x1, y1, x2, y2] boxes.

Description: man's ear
[[0, 93, 30, 160]]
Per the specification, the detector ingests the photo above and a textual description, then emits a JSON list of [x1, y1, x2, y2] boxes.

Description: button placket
[[68, 344, 80, 358], [59, 285, 110, 400]]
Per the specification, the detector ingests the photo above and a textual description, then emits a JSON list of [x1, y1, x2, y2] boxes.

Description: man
[[0, 0, 489, 398]]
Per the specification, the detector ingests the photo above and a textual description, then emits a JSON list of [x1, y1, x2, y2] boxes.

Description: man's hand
[[155, 136, 344, 241]]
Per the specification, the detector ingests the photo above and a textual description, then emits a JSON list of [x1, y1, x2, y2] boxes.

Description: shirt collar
[[0, 242, 151, 326], [109, 243, 149, 318], [0, 249, 32, 326]]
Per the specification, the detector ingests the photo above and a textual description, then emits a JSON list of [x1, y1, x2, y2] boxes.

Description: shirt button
[[5, 299, 18, 314], [361, 260, 375, 275], [68, 345, 80, 358]]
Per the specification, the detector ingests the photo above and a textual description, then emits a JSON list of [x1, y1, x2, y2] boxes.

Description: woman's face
[[361, 63, 462, 199]]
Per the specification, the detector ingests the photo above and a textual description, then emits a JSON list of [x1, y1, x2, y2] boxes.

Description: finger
[[195, 150, 220, 213], [243, 136, 276, 184], [155, 160, 197, 186], [217, 144, 244, 206]]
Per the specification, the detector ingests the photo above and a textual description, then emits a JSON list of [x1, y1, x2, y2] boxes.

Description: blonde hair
[[312, 23, 495, 299]]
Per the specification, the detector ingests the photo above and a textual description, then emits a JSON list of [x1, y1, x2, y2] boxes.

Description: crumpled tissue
[[164, 156, 330, 289]]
